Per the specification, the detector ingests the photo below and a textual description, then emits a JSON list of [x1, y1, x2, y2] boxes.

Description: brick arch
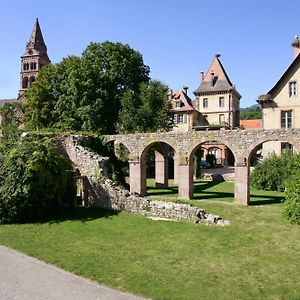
[[104, 138, 135, 160], [140, 140, 177, 160], [245, 136, 300, 163], [188, 139, 238, 164]]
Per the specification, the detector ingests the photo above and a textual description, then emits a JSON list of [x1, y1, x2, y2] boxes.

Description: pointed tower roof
[[23, 18, 49, 59], [193, 54, 234, 95]]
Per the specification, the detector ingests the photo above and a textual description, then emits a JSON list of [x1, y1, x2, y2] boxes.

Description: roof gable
[[268, 53, 300, 96], [169, 89, 195, 111], [194, 54, 234, 95]]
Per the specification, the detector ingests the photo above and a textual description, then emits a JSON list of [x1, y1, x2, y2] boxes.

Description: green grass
[[147, 179, 285, 205], [0, 182, 299, 300]]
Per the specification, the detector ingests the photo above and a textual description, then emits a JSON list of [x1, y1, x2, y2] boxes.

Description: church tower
[[18, 18, 50, 101]]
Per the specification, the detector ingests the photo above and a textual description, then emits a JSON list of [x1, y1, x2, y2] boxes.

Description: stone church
[[0, 19, 50, 106], [18, 18, 51, 102]]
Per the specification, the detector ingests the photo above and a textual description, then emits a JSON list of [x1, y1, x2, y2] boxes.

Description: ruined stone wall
[[58, 136, 227, 224], [106, 129, 300, 164]]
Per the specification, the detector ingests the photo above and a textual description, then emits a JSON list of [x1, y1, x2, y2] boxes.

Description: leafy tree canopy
[[25, 41, 151, 134], [240, 106, 262, 120], [117, 80, 173, 133], [0, 135, 75, 224]]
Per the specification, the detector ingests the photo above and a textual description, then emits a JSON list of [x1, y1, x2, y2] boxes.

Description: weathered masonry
[[106, 129, 300, 205]]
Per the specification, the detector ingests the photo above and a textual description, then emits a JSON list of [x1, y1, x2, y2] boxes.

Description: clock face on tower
[[28, 49, 33, 55]]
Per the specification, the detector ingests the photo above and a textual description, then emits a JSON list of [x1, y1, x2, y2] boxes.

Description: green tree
[[0, 136, 75, 224], [251, 152, 300, 191], [284, 172, 300, 224], [118, 80, 173, 133], [25, 64, 58, 130], [0, 102, 24, 141], [25, 42, 150, 134], [240, 107, 262, 120]]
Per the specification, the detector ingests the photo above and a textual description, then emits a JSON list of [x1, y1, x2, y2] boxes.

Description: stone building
[[193, 54, 241, 129], [169, 87, 201, 132], [258, 37, 300, 156], [18, 18, 50, 102]]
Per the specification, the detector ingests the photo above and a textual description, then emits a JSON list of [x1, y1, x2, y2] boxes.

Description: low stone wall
[[58, 135, 229, 225]]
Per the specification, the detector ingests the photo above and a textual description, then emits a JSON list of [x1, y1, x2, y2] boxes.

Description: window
[[281, 142, 293, 153], [203, 98, 208, 108], [175, 101, 182, 107], [281, 110, 292, 129], [22, 77, 28, 89], [178, 114, 184, 123], [289, 81, 297, 97], [219, 97, 225, 107], [173, 114, 178, 123], [219, 114, 225, 124]]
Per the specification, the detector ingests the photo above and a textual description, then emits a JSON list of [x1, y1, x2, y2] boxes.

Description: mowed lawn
[[0, 181, 300, 300]]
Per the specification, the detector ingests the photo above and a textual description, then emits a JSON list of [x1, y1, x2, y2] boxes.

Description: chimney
[[292, 36, 300, 59], [210, 72, 215, 87], [200, 71, 204, 82], [182, 86, 188, 95]]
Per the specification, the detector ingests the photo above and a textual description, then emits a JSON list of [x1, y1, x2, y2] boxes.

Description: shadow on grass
[[249, 195, 284, 206], [36, 207, 120, 225], [147, 179, 284, 206], [146, 186, 178, 196]]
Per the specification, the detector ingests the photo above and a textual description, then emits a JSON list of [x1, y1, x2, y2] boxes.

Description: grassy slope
[[0, 182, 299, 300]]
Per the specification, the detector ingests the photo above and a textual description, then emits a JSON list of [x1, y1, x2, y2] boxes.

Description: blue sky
[[0, 0, 299, 107]]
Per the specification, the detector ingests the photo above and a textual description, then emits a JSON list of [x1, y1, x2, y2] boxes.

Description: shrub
[[283, 173, 300, 224], [251, 152, 300, 191], [0, 136, 75, 223]]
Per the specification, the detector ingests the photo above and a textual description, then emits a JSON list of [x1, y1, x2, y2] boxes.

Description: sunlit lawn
[[0, 180, 298, 300], [147, 178, 285, 205]]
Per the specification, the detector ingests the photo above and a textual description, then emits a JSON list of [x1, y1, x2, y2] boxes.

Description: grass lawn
[[147, 179, 285, 205], [0, 181, 299, 300]]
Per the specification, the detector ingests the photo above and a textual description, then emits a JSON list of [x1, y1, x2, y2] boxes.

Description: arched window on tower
[[30, 62, 34, 70], [29, 76, 35, 86], [23, 63, 27, 71], [22, 77, 29, 89], [33, 62, 37, 70]]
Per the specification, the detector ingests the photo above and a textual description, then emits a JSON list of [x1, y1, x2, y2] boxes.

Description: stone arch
[[246, 136, 300, 164], [139, 140, 177, 193], [189, 140, 237, 165]]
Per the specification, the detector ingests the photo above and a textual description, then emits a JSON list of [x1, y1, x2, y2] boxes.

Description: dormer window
[[175, 101, 182, 108], [289, 81, 297, 97]]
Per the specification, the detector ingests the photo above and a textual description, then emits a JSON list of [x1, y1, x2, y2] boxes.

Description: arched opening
[[246, 138, 299, 205], [22, 77, 29, 89], [114, 142, 130, 183], [29, 76, 35, 86], [190, 141, 236, 201], [249, 143, 263, 166], [140, 141, 176, 195]]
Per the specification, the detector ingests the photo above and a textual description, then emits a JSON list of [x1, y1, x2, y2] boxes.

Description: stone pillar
[[178, 156, 193, 200], [173, 154, 179, 184], [234, 161, 250, 205], [129, 160, 146, 196], [155, 150, 168, 188]]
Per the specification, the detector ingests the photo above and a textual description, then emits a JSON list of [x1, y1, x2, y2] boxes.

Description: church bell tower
[[18, 18, 50, 102]]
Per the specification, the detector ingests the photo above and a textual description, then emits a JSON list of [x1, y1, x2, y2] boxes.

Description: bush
[[251, 152, 300, 191], [0, 136, 75, 224], [283, 173, 300, 224]]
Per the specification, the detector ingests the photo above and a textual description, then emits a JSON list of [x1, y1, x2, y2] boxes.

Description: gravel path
[[0, 245, 148, 300]]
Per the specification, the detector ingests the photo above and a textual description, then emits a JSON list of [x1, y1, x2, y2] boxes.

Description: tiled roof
[[193, 54, 237, 95], [240, 119, 263, 129], [169, 89, 195, 112]]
